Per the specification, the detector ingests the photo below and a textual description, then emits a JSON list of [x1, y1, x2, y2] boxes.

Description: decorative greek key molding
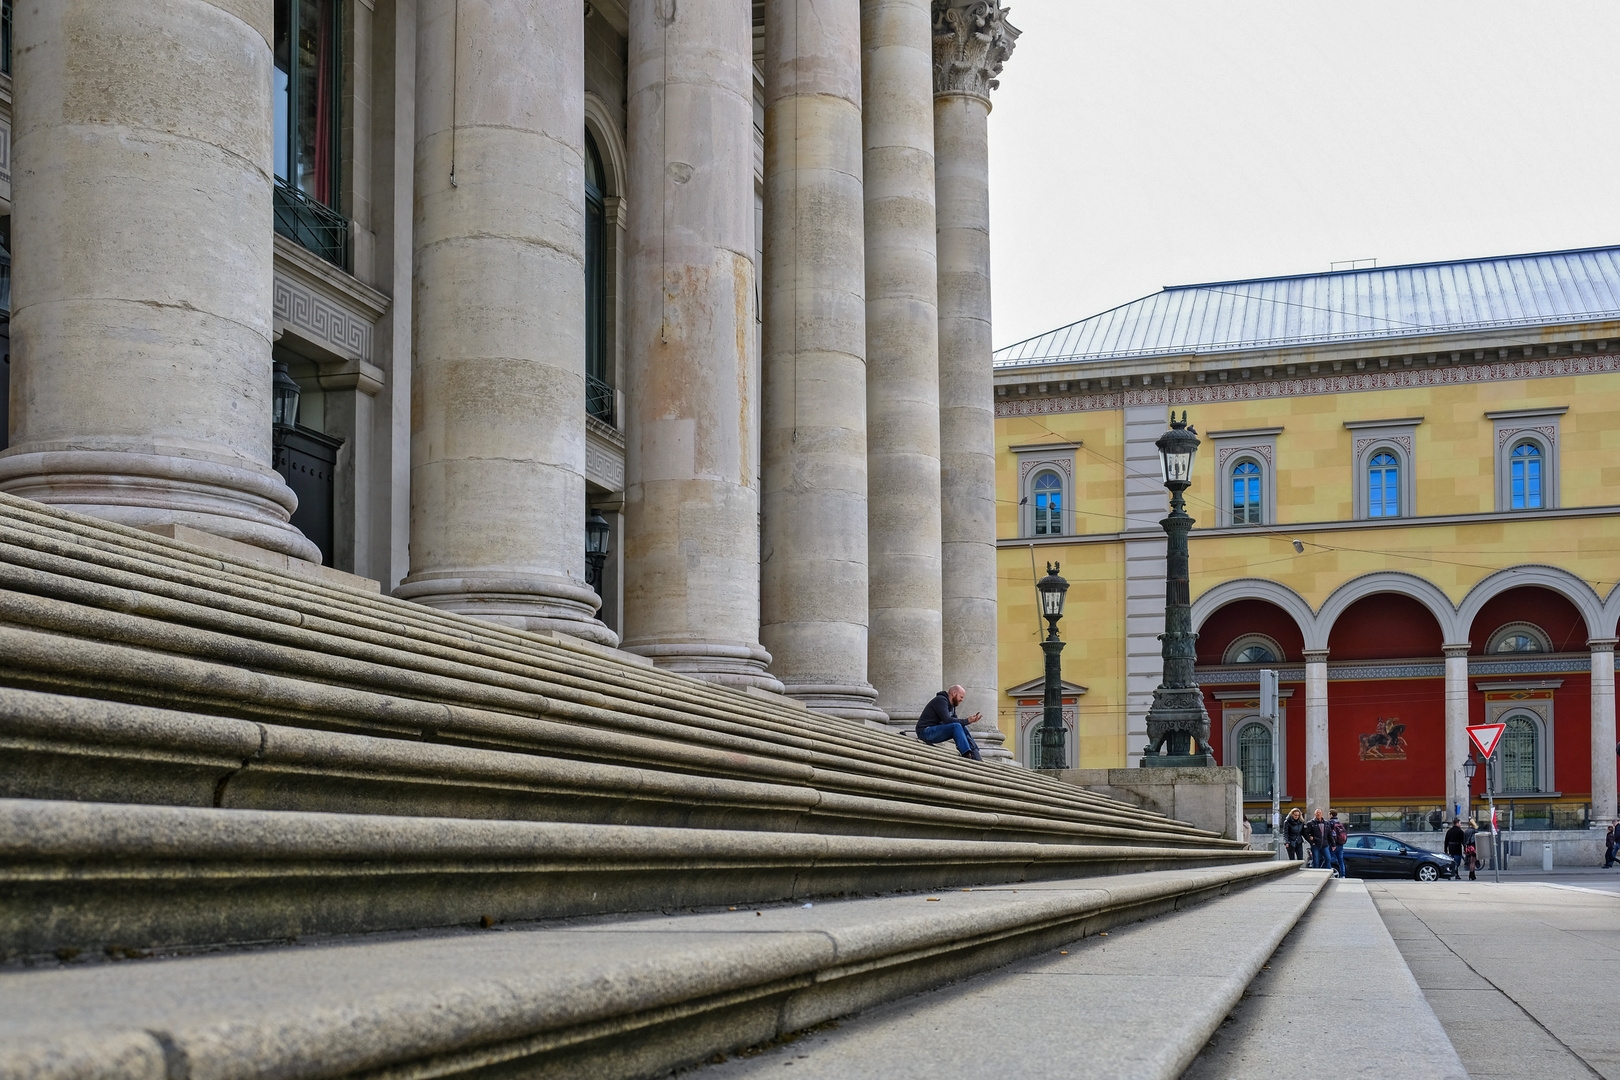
[[585, 431, 625, 491], [273, 274, 373, 362], [932, 0, 1020, 99], [995, 353, 1620, 418]]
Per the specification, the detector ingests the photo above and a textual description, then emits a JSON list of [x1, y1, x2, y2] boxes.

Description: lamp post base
[[1140, 752, 1216, 768]]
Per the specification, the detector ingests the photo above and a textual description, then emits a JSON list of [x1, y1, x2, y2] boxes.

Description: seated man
[[917, 685, 984, 761]]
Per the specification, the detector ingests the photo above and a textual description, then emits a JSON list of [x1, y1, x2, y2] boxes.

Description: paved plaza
[[1370, 874, 1620, 1080]]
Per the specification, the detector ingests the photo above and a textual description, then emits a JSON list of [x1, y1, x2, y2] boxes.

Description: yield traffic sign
[[1467, 723, 1506, 759]]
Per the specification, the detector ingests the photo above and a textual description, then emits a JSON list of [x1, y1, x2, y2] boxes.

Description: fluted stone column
[[931, 0, 1017, 755], [1443, 643, 1471, 817], [1303, 649, 1330, 814], [761, 0, 886, 723], [396, 0, 613, 645], [0, 0, 318, 562], [620, 0, 779, 691], [1590, 639, 1617, 824], [862, 0, 944, 730]]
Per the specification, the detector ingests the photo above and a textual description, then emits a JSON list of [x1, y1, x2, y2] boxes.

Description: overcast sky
[[987, 2, 1620, 351]]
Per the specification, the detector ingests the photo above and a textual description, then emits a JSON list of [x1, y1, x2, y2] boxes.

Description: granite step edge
[[0, 862, 1306, 1080]]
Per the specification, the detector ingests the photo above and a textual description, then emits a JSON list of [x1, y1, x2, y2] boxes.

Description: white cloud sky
[[987, 1, 1620, 350]]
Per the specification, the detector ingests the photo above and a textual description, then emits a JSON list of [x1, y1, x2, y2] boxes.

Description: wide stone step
[[0, 494, 1231, 844], [0, 798, 1264, 959], [697, 869, 1332, 1080], [0, 863, 1296, 1080], [1185, 877, 1467, 1079]]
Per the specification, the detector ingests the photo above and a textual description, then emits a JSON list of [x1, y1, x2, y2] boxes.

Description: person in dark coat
[[1604, 823, 1616, 869], [1282, 808, 1307, 862], [1305, 809, 1330, 869], [916, 686, 983, 761], [1444, 818, 1466, 879]]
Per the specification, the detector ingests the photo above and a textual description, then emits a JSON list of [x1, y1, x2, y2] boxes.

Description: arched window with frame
[[1237, 721, 1273, 799], [1032, 471, 1063, 536], [1499, 714, 1540, 792], [584, 130, 611, 425], [1231, 460, 1263, 525], [1368, 452, 1400, 518], [1510, 441, 1542, 510]]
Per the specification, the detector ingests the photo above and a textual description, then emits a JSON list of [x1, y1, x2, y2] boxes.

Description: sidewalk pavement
[[1369, 879, 1620, 1080]]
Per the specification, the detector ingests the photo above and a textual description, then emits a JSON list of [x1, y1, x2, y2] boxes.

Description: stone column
[[932, 0, 1017, 755], [1443, 643, 1471, 817], [1303, 649, 1330, 814], [760, 0, 885, 723], [1590, 639, 1617, 824], [620, 0, 778, 690], [396, 0, 613, 645], [0, 0, 318, 562], [861, 0, 944, 731]]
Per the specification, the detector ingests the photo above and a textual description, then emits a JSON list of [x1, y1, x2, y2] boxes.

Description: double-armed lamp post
[[1035, 563, 1070, 770], [1143, 411, 1215, 767]]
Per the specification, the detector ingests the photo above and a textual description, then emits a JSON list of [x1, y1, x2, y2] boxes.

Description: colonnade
[[0, 0, 1018, 754], [1299, 644, 1618, 824]]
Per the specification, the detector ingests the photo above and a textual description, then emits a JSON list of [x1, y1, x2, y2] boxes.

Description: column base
[[394, 572, 618, 647], [621, 641, 785, 695], [0, 449, 320, 563], [779, 681, 890, 726]]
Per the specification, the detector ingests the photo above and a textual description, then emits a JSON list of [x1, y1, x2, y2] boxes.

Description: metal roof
[[993, 244, 1620, 368]]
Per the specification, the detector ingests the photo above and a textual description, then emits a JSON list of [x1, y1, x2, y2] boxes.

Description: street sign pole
[[1467, 723, 1507, 882], [1260, 669, 1280, 860]]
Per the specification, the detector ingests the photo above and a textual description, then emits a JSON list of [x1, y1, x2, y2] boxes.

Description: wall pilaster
[[1590, 638, 1617, 824], [1443, 643, 1471, 816], [1303, 649, 1330, 813]]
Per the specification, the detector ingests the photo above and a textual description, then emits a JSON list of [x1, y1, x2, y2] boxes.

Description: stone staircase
[[0, 492, 1291, 1077]]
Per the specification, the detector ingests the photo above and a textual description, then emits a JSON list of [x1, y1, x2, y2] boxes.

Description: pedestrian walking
[[1305, 809, 1330, 870], [1604, 822, 1617, 869], [1444, 817, 1466, 880], [1327, 810, 1348, 878], [1463, 819, 1480, 880], [1283, 807, 1307, 862]]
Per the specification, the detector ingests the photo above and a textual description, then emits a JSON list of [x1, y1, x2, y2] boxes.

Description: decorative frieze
[[932, 0, 1019, 99], [273, 275, 373, 362], [995, 352, 1620, 418]]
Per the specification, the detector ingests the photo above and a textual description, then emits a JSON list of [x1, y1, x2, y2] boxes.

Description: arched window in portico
[[1032, 470, 1063, 535], [1237, 721, 1273, 799], [1499, 715, 1540, 793], [1510, 441, 1543, 509], [1368, 452, 1400, 517], [1231, 460, 1263, 525]]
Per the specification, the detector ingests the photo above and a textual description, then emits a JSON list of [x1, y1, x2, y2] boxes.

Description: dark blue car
[[1340, 834, 1457, 881]]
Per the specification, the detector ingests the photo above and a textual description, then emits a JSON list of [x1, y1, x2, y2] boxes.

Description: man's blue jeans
[[1328, 845, 1346, 877], [919, 722, 981, 760], [1309, 845, 1326, 869]]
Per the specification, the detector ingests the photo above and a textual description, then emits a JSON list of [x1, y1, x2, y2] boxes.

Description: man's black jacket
[[916, 691, 960, 736]]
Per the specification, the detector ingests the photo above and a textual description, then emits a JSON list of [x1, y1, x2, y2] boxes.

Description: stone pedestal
[[760, 0, 885, 723], [0, 0, 318, 563], [931, 0, 1017, 757], [619, 0, 778, 692], [1053, 766, 1244, 842], [862, 0, 944, 729], [396, 0, 613, 645]]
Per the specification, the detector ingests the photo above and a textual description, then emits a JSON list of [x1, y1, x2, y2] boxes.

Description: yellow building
[[992, 245, 1620, 833]]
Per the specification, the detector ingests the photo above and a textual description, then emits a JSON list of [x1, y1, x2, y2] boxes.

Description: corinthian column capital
[[931, 0, 1020, 99]]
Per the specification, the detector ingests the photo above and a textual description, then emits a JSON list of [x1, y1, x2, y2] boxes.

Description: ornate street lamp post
[[585, 508, 610, 597], [1143, 411, 1215, 767], [1035, 562, 1070, 770]]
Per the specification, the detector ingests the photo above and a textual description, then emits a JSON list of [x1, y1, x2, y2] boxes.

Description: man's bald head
[[947, 685, 966, 705]]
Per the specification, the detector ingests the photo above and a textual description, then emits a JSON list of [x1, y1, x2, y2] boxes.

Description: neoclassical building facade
[[0, 0, 1018, 754], [993, 246, 1620, 828]]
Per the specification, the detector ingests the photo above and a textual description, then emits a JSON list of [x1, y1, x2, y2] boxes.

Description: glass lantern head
[[1156, 410, 1200, 486], [1036, 561, 1069, 619], [1462, 755, 1478, 781], [272, 362, 301, 428], [585, 508, 611, 557]]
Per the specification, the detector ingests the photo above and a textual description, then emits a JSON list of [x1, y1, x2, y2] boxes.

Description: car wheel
[[1415, 864, 1439, 882]]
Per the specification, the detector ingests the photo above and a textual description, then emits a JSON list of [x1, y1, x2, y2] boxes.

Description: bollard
[[1542, 841, 1553, 872]]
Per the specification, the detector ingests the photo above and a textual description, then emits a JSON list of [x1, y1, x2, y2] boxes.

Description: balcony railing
[[273, 179, 349, 271], [587, 374, 615, 427]]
